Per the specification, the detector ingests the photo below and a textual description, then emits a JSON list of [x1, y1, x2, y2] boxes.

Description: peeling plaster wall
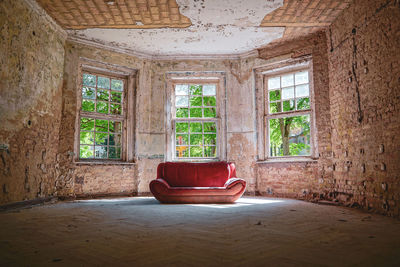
[[0, 0, 66, 204]]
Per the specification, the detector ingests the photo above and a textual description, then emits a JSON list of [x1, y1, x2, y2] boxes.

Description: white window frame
[[165, 72, 227, 162], [74, 58, 137, 163], [255, 56, 318, 161]]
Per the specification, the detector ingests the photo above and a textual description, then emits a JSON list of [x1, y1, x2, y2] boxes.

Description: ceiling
[[36, 0, 352, 57]]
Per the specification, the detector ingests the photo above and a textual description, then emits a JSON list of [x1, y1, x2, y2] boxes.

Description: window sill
[[74, 160, 136, 166], [257, 157, 318, 164]]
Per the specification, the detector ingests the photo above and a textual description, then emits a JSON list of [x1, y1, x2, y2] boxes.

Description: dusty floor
[[1, 197, 400, 267]]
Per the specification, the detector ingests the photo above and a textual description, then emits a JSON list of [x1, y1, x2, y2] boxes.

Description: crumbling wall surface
[[257, 31, 333, 198], [0, 0, 66, 204], [326, 0, 400, 216]]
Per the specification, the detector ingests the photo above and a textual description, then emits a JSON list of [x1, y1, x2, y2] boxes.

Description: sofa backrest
[[157, 162, 236, 187]]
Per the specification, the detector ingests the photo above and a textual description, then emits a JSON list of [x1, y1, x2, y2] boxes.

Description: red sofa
[[149, 162, 246, 204]]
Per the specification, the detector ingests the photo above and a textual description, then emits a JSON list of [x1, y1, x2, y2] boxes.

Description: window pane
[[176, 134, 188, 145], [83, 74, 96, 87], [269, 90, 281, 101], [204, 122, 216, 133], [111, 91, 122, 103], [204, 146, 216, 157], [283, 100, 295, 112], [81, 117, 94, 131], [82, 100, 95, 112], [190, 146, 203, 157], [95, 119, 108, 132], [269, 115, 311, 157], [189, 122, 202, 133], [281, 74, 294, 87], [204, 107, 216, 118], [97, 89, 109, 101], [109, 134, 122, 146], [190, 108, 202, 118], [190, 134, 203, 145], [82, 87, 95, 99], [95, 146, 108, 158], [190, 85, 202, 95], [175, 84, 189, 95], [176, 146, 189, 158], [80, 145, 94, 158], [95, 132, 108, 145], [296, 84, 309, 98], [190, 96, 202, 107], [109, 121, 122, 133], [295, 71, 308, 85], [296, 98, 310, 110], [203, 84, 216, 95], [109, 146, 121, 159], [80, 131, 94, 145], [176, 108, 189, 118], [204, 134, 216, 145], [282, 87, 294, 100], [111, 79, 123, 91], [97, 101, 109, 114], [176, 96, 188, 107], [268, 77, 280, 90], [176, 122, 189, 133], [270, 102, 280, 114], [110, 103, 122, 115], [203, 96, 216, 106], [97, 76, 110, 89]]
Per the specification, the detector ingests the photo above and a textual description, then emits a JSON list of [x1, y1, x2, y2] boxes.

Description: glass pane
[[109, 134, 122, 146], [176, 96, 188, 107], [80, 131, 94, 145], [97, 89, 109, 101], [283, 100, 295, 112], [97, 76, 110, 89], [83, 73, 96, 87], [190, 134, 203, 145], [190, 146, 203, 157], [297, 98, 310, 110], [204, 107, 216, 118], [95, 119, 108, 132], [296, 84, 309, 98], [176, 134, 188, 145], [82, 87, 95, 99], [203, 84, 216, 95], [204, 146, 216, 157], [269, 115, 311, 157], [109, 121, 122, 133], [176, 122, 189, 133], [176, 108, 189, 118], [111, 79, 123, 91], [269, 102, 280, 113], [204, 134, 216, 145], [176, 146, 189, 158], [80, 117, 94, 131], [269, 90, 281, 101], [190, 96, 202, 107], [204, 122, 216, 133], [95, 132, 108, 145], [80, 145, 94, 158], [109, 146, 121, 159], [281, 74, 294, 87], [190, 85, 202, 95], [282, 87, 294, 100], [111, 91, 122, 103], [82, 100, 95, 112], [295, 71, 309, 85], [97, 101, 109, 114], [203, 96, 216, 106], [95, 146, 108, 159], [190, 122, 202, 133], [190, 108, 202, 118], [268, 76, 280, 90], [175, 84, 189, 95], [111, 103, 122, 115]]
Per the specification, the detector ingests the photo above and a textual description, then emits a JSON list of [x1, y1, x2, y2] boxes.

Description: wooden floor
[[1, 197, 400, 266]]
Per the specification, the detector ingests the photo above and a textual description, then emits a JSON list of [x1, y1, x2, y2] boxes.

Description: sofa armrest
[[224, 178, 246, 189], [152, 178, 170, 188]]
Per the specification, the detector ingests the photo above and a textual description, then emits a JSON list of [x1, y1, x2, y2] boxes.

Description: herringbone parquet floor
[[1, 197, 400, 266]]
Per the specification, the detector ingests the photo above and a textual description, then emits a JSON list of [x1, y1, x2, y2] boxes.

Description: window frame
[[165, 73, 227, 162], [255, 56, 318, 161], [74, 59, 137, 164]]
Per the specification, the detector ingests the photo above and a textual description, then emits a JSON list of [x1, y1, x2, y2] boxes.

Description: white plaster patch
[[68, 0, 284, 57]]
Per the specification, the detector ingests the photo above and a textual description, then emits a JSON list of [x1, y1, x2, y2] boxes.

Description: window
[[165, 73, 226, 161], [255, 57, 316, 161], [75, 61, 136, 163]]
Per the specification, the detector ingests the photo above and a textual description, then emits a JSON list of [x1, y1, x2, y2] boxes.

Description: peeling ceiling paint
[[68, 0, 284, 56]]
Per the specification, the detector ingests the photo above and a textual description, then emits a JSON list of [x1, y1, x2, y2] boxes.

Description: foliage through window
[[79, 72, 125, 160], [267, 70, 312, 157], [174, 84, 217, 158]]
